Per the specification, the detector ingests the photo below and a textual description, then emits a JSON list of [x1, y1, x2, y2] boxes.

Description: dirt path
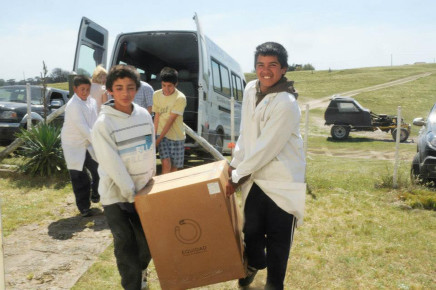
[[1, 72, 431, 289], [3, 196, 112, 289]]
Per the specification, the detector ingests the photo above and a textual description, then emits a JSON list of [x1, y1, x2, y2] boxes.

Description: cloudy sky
[[1, 0, 435, 80]]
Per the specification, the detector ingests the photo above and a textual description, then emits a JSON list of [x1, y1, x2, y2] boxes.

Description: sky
[[1, 0, 435, 81]]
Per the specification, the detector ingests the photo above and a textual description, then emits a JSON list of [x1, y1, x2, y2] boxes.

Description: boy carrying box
[[91, 64, 156, 290]]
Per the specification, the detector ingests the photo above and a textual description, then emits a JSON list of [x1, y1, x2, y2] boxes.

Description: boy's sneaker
[[91, 192, 100, 203], [80, 208, 92, 217], [238, 265, 258, 287], [141, 269, 148, 289]]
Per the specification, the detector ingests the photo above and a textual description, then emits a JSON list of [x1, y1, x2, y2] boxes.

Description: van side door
[[193, 13, 209, 137], [73, 17, 109, 77]]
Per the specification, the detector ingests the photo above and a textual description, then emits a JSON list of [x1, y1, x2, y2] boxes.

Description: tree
[[303, 63, 315, 71], [0, 79, 5, 86], [50, 67, 69, 83], [6, 79, 16, 85]]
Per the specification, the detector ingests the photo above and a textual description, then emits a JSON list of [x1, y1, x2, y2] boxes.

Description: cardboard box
[[135, 160, 245, 290]]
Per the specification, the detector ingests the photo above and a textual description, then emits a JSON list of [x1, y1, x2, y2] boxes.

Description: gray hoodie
[[91, 101, 156, 205]]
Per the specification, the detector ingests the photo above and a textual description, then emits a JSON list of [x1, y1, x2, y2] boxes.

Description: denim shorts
[[157, 136, 185, 168]]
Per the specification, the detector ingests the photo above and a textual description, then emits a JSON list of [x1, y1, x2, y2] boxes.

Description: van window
[[76, 45, 102, 78], [211, 59, 231, 97], [231, 73, 243, 102], [212, 61, 221, 92]]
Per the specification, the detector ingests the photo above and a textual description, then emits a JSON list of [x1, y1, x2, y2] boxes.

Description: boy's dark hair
[[106, 64, 140, 91], [254, 42, 288, 69], [73, 75, 91, 87], [160, 67, 178, 85]]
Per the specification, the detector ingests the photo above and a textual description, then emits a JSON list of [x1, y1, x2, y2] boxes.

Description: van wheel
[[214, 133, 223, 153]]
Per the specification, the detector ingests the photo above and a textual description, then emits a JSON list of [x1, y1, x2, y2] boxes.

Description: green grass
[[0, 171, 72, 237], [49, 82, 69, 91]]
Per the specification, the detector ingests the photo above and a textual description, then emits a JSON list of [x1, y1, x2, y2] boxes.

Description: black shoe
[[80, 208, 92, 217], [91, 193, 100, 203], [238, 265, 258, 287]]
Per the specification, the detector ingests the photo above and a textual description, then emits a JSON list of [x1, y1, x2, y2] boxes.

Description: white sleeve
[[232, 96, 300, 183], [69, 101, 93, 144], [91, 120, 136, 202]]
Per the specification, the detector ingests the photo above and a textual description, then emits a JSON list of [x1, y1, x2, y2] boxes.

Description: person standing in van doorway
[[226, 42, 306, 290], [90, 65, 108, 113], [152, 67, 187, 174], [134, 73, 154, 114]]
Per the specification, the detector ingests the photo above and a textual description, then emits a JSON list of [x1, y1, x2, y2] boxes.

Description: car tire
[[331, 125, 350, 140], [411, 153, 422, 184], [392, 128, 409, 142]]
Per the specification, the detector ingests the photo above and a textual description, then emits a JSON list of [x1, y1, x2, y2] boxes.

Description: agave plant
[[17, 123, 67, 176]]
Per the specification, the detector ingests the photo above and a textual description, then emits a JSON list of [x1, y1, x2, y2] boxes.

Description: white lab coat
[[230, 80, 306, 226], [61, 94, 98, 171]]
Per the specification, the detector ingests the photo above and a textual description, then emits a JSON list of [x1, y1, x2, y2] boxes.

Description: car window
[[0, 87, 43, 105], [338, 102, 359, 113]]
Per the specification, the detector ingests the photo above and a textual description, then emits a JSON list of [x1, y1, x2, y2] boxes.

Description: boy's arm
[[155, 113, 179, 146], [91, 121, 136, 202], [153, 112, 160, 135], [156, 94, 186, 146], [232, 97, 300, 183], [69, 101, 93, 143]]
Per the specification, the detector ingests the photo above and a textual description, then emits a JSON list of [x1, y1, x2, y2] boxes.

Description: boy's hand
[[226, 180, 236, 197], [226, 172, 251, 197]]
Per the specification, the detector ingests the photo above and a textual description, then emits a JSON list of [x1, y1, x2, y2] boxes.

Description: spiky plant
[[17, 123, 67, 176]]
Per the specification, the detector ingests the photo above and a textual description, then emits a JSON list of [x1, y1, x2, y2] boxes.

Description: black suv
[[0, 85, 69, 142], [324, 96, 410, 142], [411, 103, 436, 183]]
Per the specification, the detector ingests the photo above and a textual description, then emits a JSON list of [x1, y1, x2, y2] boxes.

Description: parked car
[[324, 96, 411, 142], [0, 85, 69, 142], [411, 103, 436, 183]]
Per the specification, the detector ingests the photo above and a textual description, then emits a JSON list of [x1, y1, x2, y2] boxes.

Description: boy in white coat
[[61, 75, 99, 217], [92, 64, 155, 290], [226, 42, 306, 290]]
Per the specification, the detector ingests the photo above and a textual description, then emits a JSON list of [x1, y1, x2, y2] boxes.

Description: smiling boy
[[152, 67, 187, 174], [91, 64, 156, 290], [226, 42, 306, 290]]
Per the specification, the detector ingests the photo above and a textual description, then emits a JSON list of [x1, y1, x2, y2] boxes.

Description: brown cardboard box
[[135, 160, 245, 290]]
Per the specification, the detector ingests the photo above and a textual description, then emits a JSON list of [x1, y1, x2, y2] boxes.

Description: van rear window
[[86, 26, 105, 46], [211, 59, 231, 97]]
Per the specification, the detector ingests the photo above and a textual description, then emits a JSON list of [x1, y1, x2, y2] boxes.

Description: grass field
[[1, 64, 436, 289]]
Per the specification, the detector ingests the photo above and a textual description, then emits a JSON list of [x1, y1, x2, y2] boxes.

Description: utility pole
[[391, 54, 393, 66]]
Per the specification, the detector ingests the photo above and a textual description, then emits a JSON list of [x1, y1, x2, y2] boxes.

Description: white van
[[72, 14, 245, 154]]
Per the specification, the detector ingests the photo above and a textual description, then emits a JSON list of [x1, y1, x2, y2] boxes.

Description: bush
[[16, 123, 67, 176]]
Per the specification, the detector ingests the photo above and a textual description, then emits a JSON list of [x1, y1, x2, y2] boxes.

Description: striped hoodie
[[91, 100, 156, 206]]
